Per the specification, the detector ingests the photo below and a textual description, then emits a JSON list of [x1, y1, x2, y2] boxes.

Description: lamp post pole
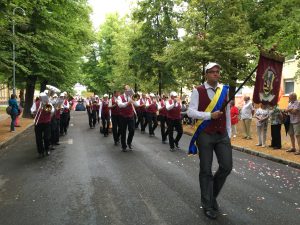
[[12, 7, 26, 95]]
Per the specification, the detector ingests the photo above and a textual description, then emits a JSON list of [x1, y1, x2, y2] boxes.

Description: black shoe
[[114, 142, 118, 146], [46, 151, 51, 156], [204, 209, 217, 220], [169, 148, 175, 152], [38, 153, 44, 159], [54, 143, 60, 145], [128, 145, 133, 151], [273, 147, 281, 149], [50, 146, 55, 150], [175, 143, 180, 150], [121, 148, 127, 152]]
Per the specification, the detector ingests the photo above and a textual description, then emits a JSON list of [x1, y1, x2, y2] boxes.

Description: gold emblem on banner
[[259, 66, 276, 102]]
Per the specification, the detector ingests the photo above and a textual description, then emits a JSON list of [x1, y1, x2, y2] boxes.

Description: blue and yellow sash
[[188, 85, 229, 155]]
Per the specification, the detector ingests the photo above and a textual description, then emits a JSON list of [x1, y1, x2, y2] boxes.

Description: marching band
[[31, 83, 186, 157]]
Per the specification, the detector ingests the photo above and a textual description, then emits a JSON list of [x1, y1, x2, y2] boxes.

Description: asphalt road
[[0, 111, 299, 225]]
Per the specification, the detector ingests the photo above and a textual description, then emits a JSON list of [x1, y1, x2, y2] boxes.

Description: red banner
[[253, 52, 284, 106]]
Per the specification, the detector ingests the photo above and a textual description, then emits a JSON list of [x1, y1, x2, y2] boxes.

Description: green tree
[[132, 0, 179, 95], [0, 0, 93, 117]]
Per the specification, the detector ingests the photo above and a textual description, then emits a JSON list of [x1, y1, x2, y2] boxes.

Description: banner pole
[[221, 65, 258, 110]]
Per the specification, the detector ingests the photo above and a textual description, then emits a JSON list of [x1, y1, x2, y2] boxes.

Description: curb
[[0, 123, 34, 150], [233, 145, 300, 169], [183, 130, 300, 170]]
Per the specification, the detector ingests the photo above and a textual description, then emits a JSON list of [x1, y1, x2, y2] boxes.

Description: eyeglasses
[[207, 70, 220, 74]]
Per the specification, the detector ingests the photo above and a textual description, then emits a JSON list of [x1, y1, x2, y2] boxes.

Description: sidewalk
[[0, 113, 34, 150], [183, 122, 300, 169]]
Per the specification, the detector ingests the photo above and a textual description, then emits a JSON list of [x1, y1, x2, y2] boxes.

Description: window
[[284, 79, 294, 94]]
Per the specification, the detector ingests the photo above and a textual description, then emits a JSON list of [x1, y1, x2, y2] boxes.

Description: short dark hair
[[11, 94, 16, 99]]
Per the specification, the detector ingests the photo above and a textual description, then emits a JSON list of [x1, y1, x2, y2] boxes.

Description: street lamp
[[12, 7, 26, 95]]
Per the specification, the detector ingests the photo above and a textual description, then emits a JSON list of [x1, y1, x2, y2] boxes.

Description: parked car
[[75, 101, 86, 111]]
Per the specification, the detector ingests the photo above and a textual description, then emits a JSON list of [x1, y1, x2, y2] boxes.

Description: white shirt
[[31, 102, 38, 114], [63, 99, 69, 109], [241, 100, 254, 119], [146, 98, 157, 108], [99, 100, 110, 118], [187, 82, 231, 137], [166, 99, 180, 110], [157, 100, 166, 111], [108, 96, 118, 108], [117, 94, 138, 108], [31, 101, 54, 115], [136, 98, 146, 107]]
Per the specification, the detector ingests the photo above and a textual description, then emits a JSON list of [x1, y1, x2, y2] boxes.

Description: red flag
[[253, 51, 284, 106]]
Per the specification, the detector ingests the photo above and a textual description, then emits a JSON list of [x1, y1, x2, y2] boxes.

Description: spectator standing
[[269, 104, 282, 149], [285, 93, 300, 155], [240, 96, 254, 139], [230, 101, 239, 138], [8, 94, 19, 132], [254, 104, 269, 147]]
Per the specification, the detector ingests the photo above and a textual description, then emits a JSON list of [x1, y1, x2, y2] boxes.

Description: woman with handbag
[[8, 94, 19, 132]]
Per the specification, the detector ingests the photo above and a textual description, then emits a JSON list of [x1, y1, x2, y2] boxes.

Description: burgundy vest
[[119, 95, 134, 118], [92, 103, 98, 111], [139, 98, 146, 112], [147, 99, 158, 113], [167, 100, 181, 120], [110, 97, 120, 116], [63, 99, 70, 113], [101, 100, 110, 117], [196, 85, 227, 134], [159, 100, 167, 116], [55, 108, 61, 119], [35, 101, 52, 124]]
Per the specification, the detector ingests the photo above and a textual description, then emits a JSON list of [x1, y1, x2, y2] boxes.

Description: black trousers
[[66, 111, 70, 128], [51, 117, 60, 145], [141, 111, 148, 132], [147, 112, 158, 135], [60, 112, 69, 134], [167, 119, 183, 149], [87, 111, 92, 128], [88, 111, 96, 128], [111, 114, 121, 143], [119, 116, 135, 149], [196, 131, 232, 210], [159, 115, 168, 141], [96, 110, 100, 123], [101, 115, 110, 135], [271, 124, 282, 148], [35, 123, 51, 154], [135, 111, 142, 128]]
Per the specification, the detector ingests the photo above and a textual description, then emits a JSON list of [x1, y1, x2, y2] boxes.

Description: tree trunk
[[19, 89, 25, 108], [23, 76, 37, 118], [40, 80, 48, 92], [158, 70, 162, 96], [134, 82, 137, 93], [229, 85, 236, 101]]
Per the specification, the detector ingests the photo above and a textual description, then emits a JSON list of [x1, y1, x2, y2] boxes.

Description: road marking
[[59, 139, 73, 145]]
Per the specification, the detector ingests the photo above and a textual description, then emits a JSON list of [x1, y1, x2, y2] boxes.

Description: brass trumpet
[[43, 103, 53, 112], [132, 93, 140, 101]]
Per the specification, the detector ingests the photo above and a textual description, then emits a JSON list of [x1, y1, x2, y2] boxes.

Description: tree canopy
[[1, 0, 299, 113]]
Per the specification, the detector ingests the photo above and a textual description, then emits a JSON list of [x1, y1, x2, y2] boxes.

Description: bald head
[[289, 93, 297, 102]]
